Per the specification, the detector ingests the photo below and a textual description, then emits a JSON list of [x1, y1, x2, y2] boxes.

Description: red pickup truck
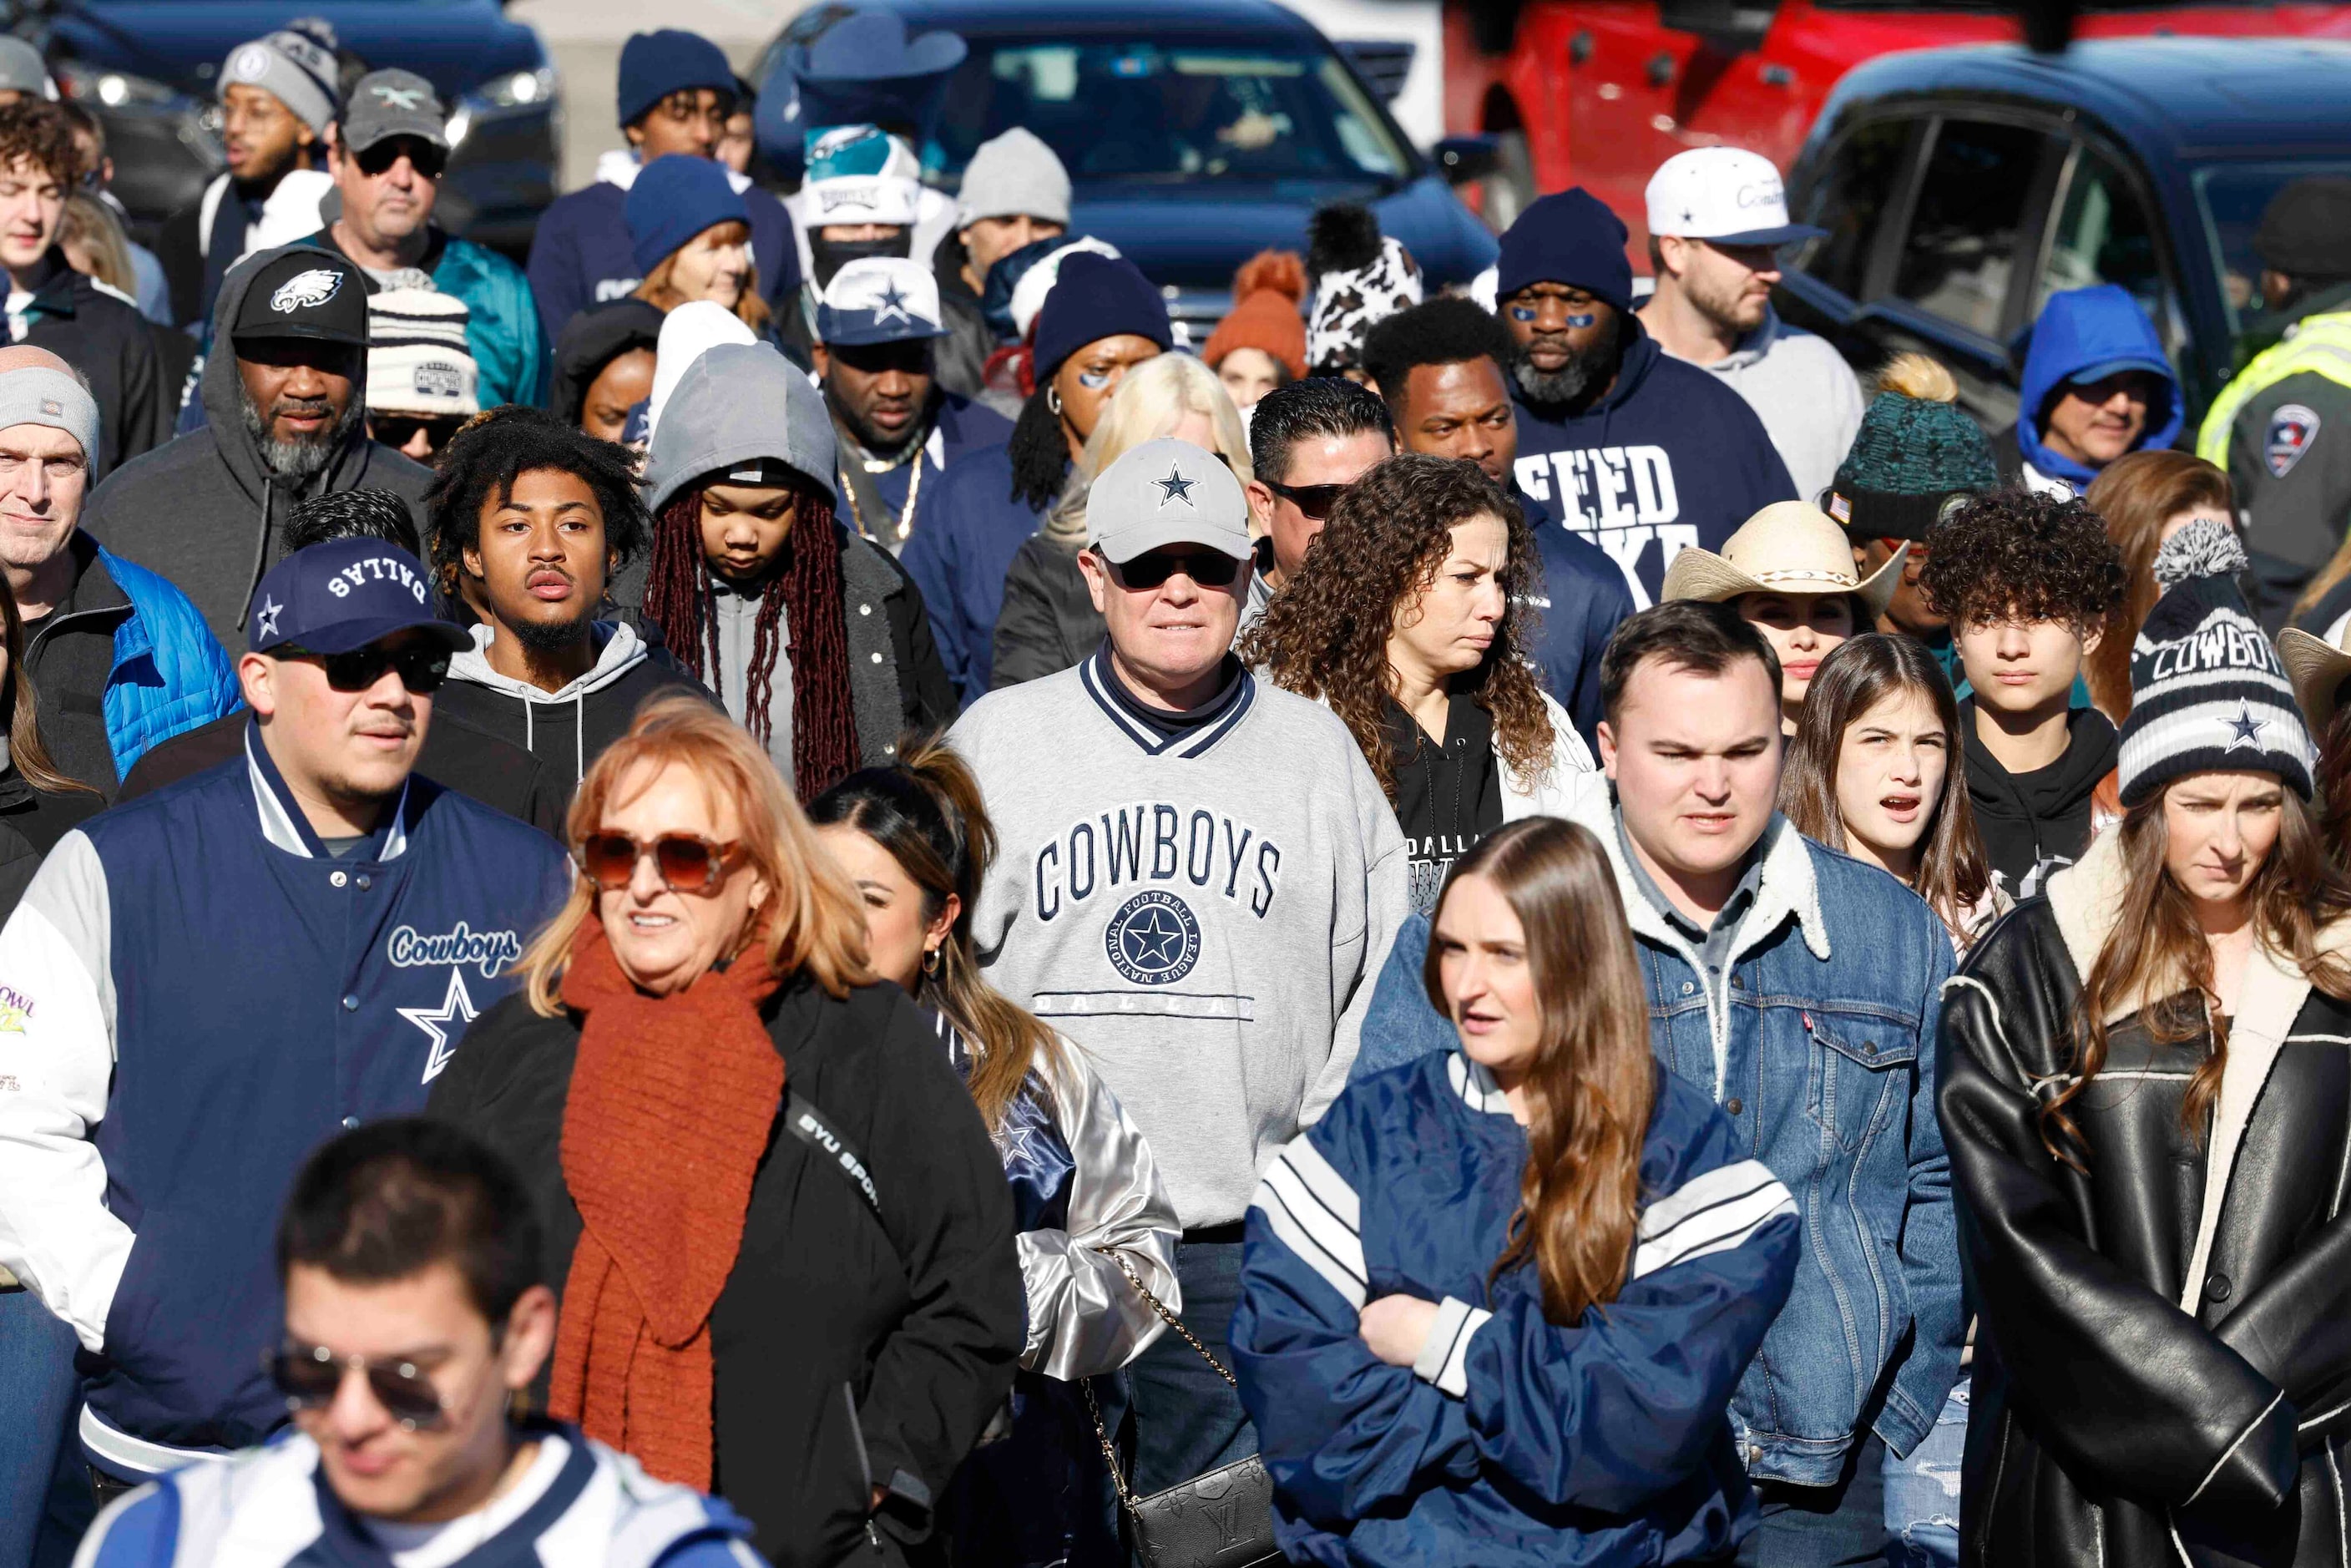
[[1443, 0, 2351, 242]]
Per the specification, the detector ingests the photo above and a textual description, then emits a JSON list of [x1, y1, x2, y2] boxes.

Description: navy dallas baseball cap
[[247, 539, 468, 656]]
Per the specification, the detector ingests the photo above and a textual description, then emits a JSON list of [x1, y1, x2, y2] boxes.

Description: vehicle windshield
[[930, 37, 1414, 189], [2193, 160, 2351, 364]]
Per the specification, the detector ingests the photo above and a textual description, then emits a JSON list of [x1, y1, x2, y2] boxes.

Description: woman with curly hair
[[1244, 453, 1594, 910], [639, 341, 953, 799]]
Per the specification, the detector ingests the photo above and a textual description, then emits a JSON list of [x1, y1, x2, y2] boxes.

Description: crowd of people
[[2, 13, 2351, 1568]]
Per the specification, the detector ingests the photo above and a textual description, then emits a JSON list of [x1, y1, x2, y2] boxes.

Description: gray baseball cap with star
[[1085, 437, 1251, 565]]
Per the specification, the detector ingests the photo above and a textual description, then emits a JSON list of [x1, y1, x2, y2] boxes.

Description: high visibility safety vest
[[2198, 311, 2351, 466]]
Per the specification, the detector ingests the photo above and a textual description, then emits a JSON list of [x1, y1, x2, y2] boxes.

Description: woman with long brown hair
[[1232, 817, 1799, 1565], [2081, 448, 2236, 721], [0, 570, 101, 917], [639, 339, 953, 799], [811, 737, 1181, 1568], [1244, 453, 1594, 911], [427, 695, 1024, 1567], [1782, 633, 2003, 952], [1941, 521, 2351, 1565]]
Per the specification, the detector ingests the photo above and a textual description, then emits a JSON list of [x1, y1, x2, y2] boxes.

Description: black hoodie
[[80, 244, 435, 649], [1958, 698, 2119, 901]]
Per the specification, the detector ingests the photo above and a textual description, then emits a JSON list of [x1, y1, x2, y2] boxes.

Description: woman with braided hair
[[641, 339, 953, 798]]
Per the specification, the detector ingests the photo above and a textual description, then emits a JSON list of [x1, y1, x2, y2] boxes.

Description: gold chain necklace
[[837, 451, 924, 547]]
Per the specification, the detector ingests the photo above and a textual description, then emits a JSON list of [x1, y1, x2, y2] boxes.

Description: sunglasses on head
[[268, 1342, 449, 1430], [1262, 479, 1346, 521], [1103, 548, 1242, 591], [276, 641, 450, 694], [354, 137, 447, 180], [371, 412, 465, 452], [578, 831, 744, 894]]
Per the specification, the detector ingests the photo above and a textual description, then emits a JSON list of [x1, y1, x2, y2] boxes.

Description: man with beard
[[779, 124, 933, 365], [1637, 148, 1865, 508], [1497, 188, 1793, 610], [85, 245, 434, 647], [425, 408, 708, 797], [814, 256, 1011, 555]]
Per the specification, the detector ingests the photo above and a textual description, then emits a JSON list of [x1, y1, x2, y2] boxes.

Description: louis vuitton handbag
[[1084, 1248, 1285, 1568]]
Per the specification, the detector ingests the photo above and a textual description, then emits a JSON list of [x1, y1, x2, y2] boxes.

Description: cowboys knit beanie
[[1029, 252, 1171, 387], [957, 128, 1071, 228], [2116, 518, 2314, 807], [1494, 188, 1634, 315], [626, 155, 749, 276], [616, 29, 734, 129], [1827, 397, 2000, 540], [218, 23, 341, 137]]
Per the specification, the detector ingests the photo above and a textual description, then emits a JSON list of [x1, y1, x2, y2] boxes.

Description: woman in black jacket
[[0, 571, 100, 917], [429, 695, 1022, 1567], [1940, 523, 2351, 1565]]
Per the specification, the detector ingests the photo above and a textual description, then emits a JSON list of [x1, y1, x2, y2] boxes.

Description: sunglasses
[[268, 1343, 449, 1431], [1262, 479, 1346, 521], [1103, 549, 1243, 591], [577, 831, 744, 894], [276, 641, 450, 695], [354, 137, 447, 181], [372, 413, 465, 452]]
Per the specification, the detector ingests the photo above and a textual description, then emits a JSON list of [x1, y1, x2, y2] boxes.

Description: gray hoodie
[[82, 243, 434, 648], [432, 620, 713, 794]]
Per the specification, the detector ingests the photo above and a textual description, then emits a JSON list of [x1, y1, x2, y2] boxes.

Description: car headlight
[[446, 65, 558, 148], [55, 61, 181, 109]]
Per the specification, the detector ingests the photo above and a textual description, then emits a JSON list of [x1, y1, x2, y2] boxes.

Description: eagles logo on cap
[[271, 268, 345, 314]]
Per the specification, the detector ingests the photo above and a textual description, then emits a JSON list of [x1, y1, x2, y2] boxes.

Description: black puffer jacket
[[429, 974, 1024, 1568], [13, 246, 169, 480], [990, 531, 1100, 690], [1940, 830, 2351, 1566]]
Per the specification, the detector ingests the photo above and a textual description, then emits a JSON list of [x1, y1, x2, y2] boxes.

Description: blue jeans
[[1116, 1237, 1255, 1498], [1735, 1429, 1889, 1567], [0, 1287, 92, 1568], [1882, 1378, 1966, 1568]]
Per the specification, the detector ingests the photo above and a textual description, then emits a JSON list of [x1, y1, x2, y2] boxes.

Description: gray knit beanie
[[957, 128, 1071, 229], [218, 24, 341, 137]]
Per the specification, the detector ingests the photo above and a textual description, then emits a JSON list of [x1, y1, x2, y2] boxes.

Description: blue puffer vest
[[96, 546, 241, 778]]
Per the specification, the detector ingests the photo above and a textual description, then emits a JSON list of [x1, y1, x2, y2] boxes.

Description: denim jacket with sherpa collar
[[1565, 789, 1964, 1485]]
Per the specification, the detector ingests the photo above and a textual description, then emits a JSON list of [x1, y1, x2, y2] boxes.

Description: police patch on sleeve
[[2267, 402, 2322, 478], [1105, 890, 1201, 984]]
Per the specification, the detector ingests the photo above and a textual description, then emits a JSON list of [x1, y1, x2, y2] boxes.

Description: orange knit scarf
[[547, 918, 784, 1488]]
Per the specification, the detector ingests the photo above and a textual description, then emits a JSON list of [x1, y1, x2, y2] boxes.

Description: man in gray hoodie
[[83, 245, 433, 646], [423, 407, 710, 796]]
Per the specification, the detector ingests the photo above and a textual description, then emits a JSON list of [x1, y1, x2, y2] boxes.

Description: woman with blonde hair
[[1231, 817, 1799, 1565], [428, 695, 1023, 1567], [2081, 448, 2236, 721], [58, 193, 138, 301], [990, 350, 1251, 688]]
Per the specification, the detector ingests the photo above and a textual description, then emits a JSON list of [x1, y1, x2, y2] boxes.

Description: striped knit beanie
[[366, 287, 478, 418], [2116, 518, 2313, 806]]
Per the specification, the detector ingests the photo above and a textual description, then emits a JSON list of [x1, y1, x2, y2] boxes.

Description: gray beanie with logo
[[218, 24, 341, 137], [957, 128, 1071, 229]]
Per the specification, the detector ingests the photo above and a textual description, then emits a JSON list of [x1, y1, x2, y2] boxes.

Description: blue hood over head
[[2015, 284, 2182, 488]]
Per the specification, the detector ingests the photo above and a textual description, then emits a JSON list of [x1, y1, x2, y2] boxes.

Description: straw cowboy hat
[[2279, 620, 2351, 736], [1661, 501, 1909, 618]]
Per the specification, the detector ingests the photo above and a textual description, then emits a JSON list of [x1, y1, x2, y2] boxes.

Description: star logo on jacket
[[872, 280, 913, 325], [1153, 463, 1196, 508], [2267, 403, 2321, 478], [398, 968, 478, 1084], [1105, 889, 1201, 984], [2225, 699, 2270, 751], [255, 594, 283, 640]]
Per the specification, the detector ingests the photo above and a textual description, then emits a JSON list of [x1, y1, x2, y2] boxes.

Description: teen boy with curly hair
[[1919, 487, 2128, 899]]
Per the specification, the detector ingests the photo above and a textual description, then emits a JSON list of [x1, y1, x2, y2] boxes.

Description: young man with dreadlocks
[[425, 407, 710, 797], [641, 340, 954, 798]]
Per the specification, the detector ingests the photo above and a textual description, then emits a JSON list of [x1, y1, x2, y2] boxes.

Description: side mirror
[[1433, 134, 1502, 185], [1658, 0, 1778, 55]]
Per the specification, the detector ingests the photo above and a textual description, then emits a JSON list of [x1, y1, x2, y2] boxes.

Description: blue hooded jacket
[[2013, 285, 2182, 493]]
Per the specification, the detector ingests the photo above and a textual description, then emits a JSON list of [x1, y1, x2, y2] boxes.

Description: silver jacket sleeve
[[1018, 1036, 1184, 1379]]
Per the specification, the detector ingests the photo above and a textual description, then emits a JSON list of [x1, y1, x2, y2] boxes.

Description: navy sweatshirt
[[1510, 324, 1796, 609], [523, 175, 801, 348], [1518, 486, 1637, 746], [901, 442, 1048, 706], [0, 729, 569, 1478]]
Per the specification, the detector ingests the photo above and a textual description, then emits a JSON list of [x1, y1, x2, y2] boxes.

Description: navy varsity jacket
[[1232, 1050, 1798, 1566], [0, 725, 569, 1478]]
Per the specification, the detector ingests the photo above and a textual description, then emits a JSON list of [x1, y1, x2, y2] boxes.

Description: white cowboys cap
[[1645, 146, 1826, 248], [818, 256, 948, 346], [1085, 437, 1251, 565]]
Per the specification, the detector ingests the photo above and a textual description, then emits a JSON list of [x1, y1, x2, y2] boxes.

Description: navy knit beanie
[[1030, 253, 1171, 387], [1495, 189, 1633, 314], [617, 29, 735, 129], [627, 155, 749, 275], [1825, 392, 2000, 540]]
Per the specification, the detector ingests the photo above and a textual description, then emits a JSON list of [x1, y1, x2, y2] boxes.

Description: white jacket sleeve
[[1308, 752, 1409, 1126], [1017, 1039, 1183, 1380], [0, 831, 131, 1353]]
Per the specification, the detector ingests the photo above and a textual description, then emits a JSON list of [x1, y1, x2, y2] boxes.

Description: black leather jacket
[[1939, 834, 2351, 1566]]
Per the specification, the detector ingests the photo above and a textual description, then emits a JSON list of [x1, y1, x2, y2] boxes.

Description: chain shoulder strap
[[1081, 1244, 1237, 1515]]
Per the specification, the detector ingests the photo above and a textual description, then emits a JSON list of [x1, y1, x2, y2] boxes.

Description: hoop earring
[[923, 945, 942, 977], [1045, 384, 1062, 417]]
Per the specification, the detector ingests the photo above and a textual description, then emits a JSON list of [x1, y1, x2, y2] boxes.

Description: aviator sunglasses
[[276, 642, 451, 695], [577, 831, 745, 894], [1102, 548, 1243, 591], [268, 1342, 450, 1431]]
